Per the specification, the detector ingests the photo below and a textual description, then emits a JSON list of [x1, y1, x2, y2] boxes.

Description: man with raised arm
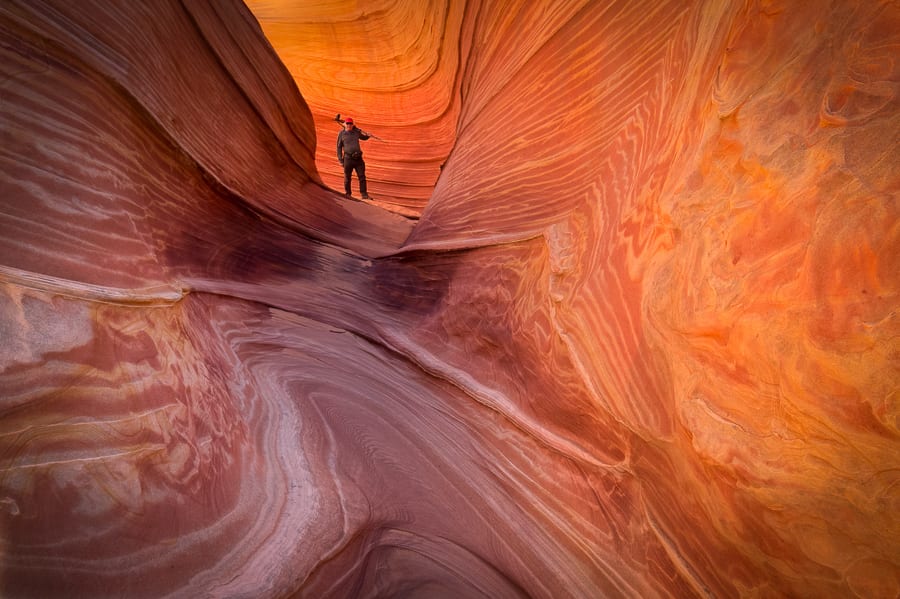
[[337, 117, 370, 199]]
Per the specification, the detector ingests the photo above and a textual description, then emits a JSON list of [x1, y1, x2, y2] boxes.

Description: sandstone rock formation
[[1, 0, 898, 597]]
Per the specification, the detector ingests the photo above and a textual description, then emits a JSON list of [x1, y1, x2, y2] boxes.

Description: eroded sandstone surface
[[1, 0, 898, 597]]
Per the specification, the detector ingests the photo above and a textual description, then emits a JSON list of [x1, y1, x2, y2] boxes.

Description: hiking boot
[[344, 193, 352, 198], [361, 194, 370, 200]]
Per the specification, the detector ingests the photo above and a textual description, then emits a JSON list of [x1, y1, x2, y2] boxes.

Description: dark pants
[[343, 154, 367, 196]]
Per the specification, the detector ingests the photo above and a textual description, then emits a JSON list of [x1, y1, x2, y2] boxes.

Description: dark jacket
[[337, 128, 370, 161]]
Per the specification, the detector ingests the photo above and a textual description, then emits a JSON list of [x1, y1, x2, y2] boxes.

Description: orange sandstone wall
[[1, 0, 898, 597], [246, 0, 465, 215]]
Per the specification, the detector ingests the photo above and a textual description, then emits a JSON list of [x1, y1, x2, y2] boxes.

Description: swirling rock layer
[[1, 0, 898, 597]]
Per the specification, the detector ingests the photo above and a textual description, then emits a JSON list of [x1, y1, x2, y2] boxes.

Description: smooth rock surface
[[1, 0, 898, 597]]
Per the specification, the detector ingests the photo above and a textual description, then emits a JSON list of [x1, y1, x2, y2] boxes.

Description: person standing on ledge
[[337, 117, 370, 199]]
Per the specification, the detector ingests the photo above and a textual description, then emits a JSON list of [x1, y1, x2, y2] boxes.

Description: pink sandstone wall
[[1, 0, 898, 597]]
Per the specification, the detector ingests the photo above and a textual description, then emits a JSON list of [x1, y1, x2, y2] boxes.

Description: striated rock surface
[[245, 0, 467, 216], [1, 0, 898, 598]]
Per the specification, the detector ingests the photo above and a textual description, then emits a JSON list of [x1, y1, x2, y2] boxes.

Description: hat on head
[[345, 117, 354, 124]]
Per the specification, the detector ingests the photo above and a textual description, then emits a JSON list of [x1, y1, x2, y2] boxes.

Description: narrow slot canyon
[[0, 1, 898, 597]]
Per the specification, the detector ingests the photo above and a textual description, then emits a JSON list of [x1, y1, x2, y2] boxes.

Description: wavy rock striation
[[1, 0, 898, 597]]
